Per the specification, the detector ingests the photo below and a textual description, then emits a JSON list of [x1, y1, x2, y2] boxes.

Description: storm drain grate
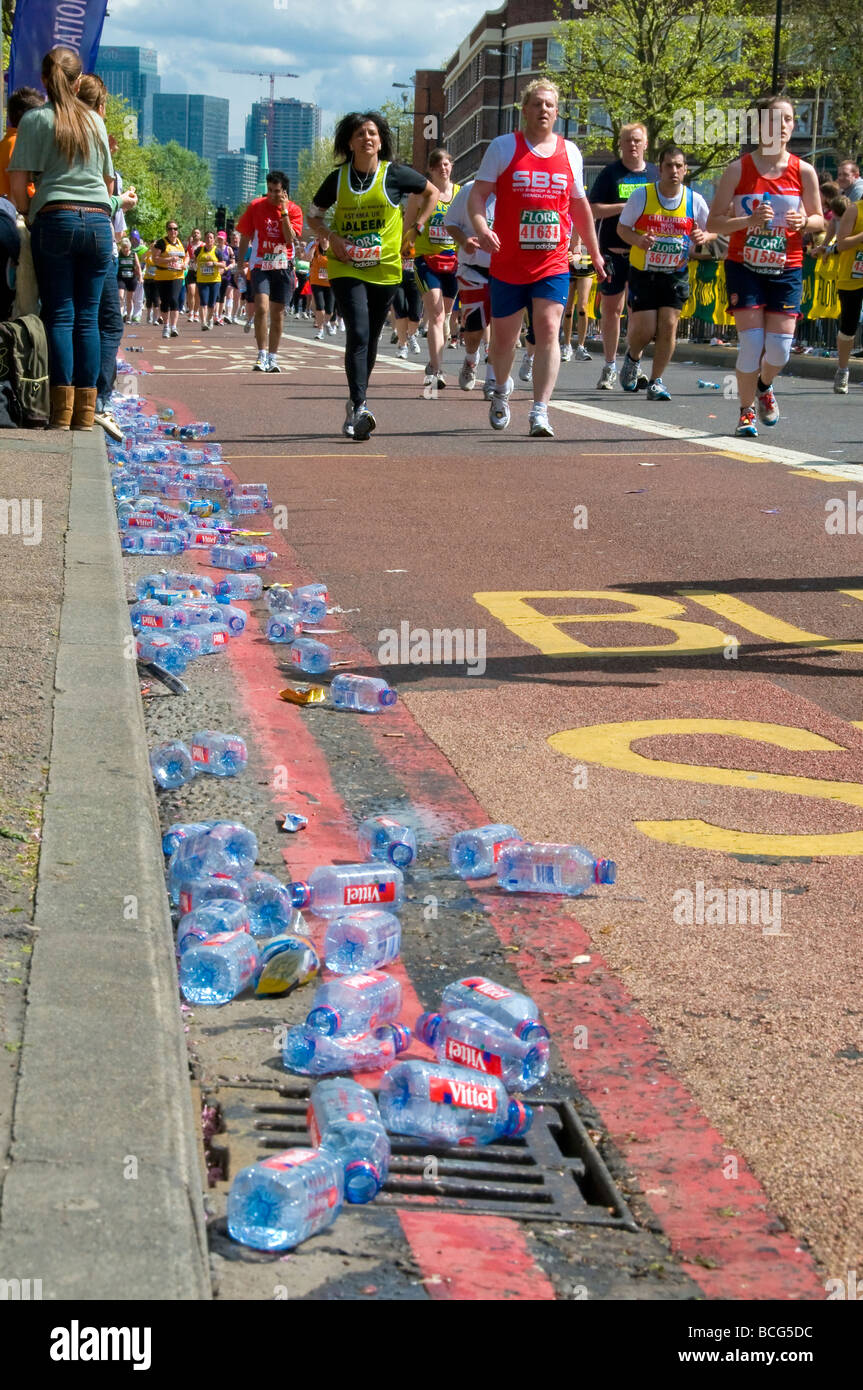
[[208, 1081, 637, 1229]]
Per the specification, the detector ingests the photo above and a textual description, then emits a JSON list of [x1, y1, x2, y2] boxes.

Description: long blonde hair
[[42, 47, 97, 163]]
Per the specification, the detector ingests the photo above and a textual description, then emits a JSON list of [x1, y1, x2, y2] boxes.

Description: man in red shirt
[[236, 170, 304, 372]]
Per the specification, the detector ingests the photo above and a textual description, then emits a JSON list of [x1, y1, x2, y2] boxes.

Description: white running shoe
[[162, 328, 170, 340], [482, 376, 497, 401], [396, 344, 408, 360], [489, 390, 511, 431], [597, 364, 617, 390], [170, 327, 179, 338], [409, 333, 421, 354], [519, 350, 534, 382], [343, 401, 355, 437], [459, 358, 477, 390], [560, 344, 574, 362], [575, 344, 591, 362], [253, 350, 268, 371], [528, 404, 555, 438], [326, 321, 337, 335], [244, 316, 254, 334], [315, 328, 324, 340], [267, 354, 281, 373], [834, 368, 850, 395], [352, 404, 376, 441]]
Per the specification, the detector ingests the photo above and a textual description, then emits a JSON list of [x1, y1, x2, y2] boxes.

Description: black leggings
[[313, 285, 335, 314], [331, 277, 396, 407], [291, 273, 310, 312], [838, 286, 863, 338]]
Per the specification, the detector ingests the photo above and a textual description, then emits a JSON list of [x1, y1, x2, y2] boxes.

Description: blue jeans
[[97, 260, 125, 409], [30, 207, 114, 386]]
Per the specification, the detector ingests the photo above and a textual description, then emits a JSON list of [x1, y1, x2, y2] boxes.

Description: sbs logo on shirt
[[512, 171, 569, 192]]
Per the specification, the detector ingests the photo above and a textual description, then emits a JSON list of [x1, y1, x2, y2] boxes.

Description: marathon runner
[[214, 230, 233, 324], [589, 123, 657, 390], [615, 145, 714, 399], [468, 79, 605, 437], [707, 96, 822, 436], [307, 111, 437, 440], [445, 178, 496, 395], [307, 233, 336, 340], [236, 171, 304, 373], [143, 240, 159, 324], [405, 149, 460, 392], [152, 219, 188, 339], [223, 230, 242, 324], [185, 228, 202, 322], [392, 222, 422, 359], [195, 230, 222, 330], [833, 195, 863, 394], [116, 235, 141, 321], [560, 236, 595, 362]]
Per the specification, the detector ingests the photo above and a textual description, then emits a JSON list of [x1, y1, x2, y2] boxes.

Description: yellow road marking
[[473, 590, 730, 657], [682, 589, 863, 654]]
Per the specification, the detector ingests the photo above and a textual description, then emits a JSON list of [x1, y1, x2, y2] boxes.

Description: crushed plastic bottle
[[177, 873, 246, 917], [449, 825, 522, 880], [441, 976, 549, 1043], [290, 863, 405, 916], [150, 740, 195, 789], [308, 1079, 390, 1204], [162, 820, 217, 856], [323, 910, 401, 974], [136, 634, 188, 674], [288, 638, 330, 674], [179, 930, 259, 1004], [697, 379, 722, 390], [282, 1022, 411, 1075], [496, 843, 616, 897], [254, 933, 319, 996], [241, 870, 294, 937], [227, 1147, 343, 1250], [378, 1060, 532, 1146], [330, 673, 397, 713], [292, 584, 328, 624], [306, 970, 401, 1036], [166, 421, 215, 440], [357, 816, 416, 868], [189, 731, 248, 777], [168, 821, 257, 902], [267, 613, 303, 644], [176, 900, 251, 955], [416, 1007, 550, 1091], [136, 571, 216, 599]]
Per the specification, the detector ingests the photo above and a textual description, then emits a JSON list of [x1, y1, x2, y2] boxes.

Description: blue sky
[[100, 0, 489, 148]]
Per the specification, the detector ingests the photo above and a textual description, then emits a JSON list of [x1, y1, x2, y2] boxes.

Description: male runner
[[468, 79, 605, 437], [236, 170, 304, 372]]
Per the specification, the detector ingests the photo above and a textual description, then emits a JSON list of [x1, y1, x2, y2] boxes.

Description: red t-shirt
[[236, 196, 304, 271]]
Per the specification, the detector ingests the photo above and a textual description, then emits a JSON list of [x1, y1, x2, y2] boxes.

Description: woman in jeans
[[9, 47, 116, 429]]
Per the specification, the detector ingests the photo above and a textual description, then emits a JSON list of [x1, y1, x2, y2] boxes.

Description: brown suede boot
[[49, 385, 75, 430], [71, 387, 97, 431]]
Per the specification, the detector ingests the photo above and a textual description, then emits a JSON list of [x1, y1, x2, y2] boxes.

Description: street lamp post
[[771, 0, 783, 95]]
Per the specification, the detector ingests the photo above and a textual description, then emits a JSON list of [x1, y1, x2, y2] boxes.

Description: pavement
[[1, 311, 861, 1304]]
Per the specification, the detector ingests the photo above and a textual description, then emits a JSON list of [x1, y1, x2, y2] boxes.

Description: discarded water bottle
[[150, 740, 195, 789], [177, 873, 246, 917], [241, 870, 294, 937], [697, 379, 721, 390], [290, 863, 404, 915], [235, 482, 270, 500], [215, 572, 263, 601], [496, 843, 616, 897], [267, 613, 303, 643], [229, 493, 270, 516], [293, 584, 328, 624], [189, 731, 248, 777], [218, 604, 247, 635], [136, 571, 215, 599], [130, 600, 175, 632], [330, 673, 397, 713], [179, 599, 224, 624], [176, 900, 250, 955], [174, 627, 205, 660], [202, 821, 258, 875], [179, 930, 259, 1005], [187, 528, 223, 549], [121, 511, 159, 530], [288, 638, 330, 674], [378, 1060, 532, 1146], [113, 477, 139, 502], [323, 910, 401, 974], [441, 976, 549, 1043], [167, 421, 215, 440], [162, 820, 217, 856], [416, 1008, 550, 1092], [449, 825, 523, 880], [122, 531, 186, 554], [136, 634, 188, 673], [357, 816, 416, 868], [210, 543, 273, 571], [160, 481, 196, 502], [186, 622, 230, 654], [282, 1023, 410, 1076], [308, 1079, 390, 1204], [266, 585, 299, 614], [307, 970, 402, 1036], [157, 407, 175, 420], [227, 1148, 343, 1251]]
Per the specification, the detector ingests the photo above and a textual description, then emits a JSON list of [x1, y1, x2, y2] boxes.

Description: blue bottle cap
[[344, 1160, 380, 1204], [414, 1012, 440, 1048], [595, 858, 617, 886], [307, 1005, 340, 1036], [505, 1098, 532, 1138], [389, 840, 414, 868]]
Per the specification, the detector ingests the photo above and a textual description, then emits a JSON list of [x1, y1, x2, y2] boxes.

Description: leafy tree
[[543, 0, 777, 177], [379, 97, 415, 163], [296, 131, 338, 218], [147, 141, 212, 231], [786, 9, 863, 164]]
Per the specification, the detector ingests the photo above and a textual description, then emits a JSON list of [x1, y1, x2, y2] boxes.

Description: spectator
[[8, 47, 115, 430], [0, 87, 44, 198], [837, 161, 863, 203]]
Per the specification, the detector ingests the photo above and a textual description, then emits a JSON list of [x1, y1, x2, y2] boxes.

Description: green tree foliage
[[102, 94, 212, 240], [379, 98, 415, 163], [543, 0, 776, 176], [296, 131, 338, 217], [785, 9, 863, 163]]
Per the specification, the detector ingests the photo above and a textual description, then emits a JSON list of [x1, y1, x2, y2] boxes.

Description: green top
[[9, 103, 113, 223]]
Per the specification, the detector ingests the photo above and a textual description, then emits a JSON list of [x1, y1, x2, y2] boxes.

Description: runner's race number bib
[[259, 247, 289, 271], [519, 209, 560, 249], [349, 234, 382, 267], [851, 251, 863, 280], [644, 234, 688, 271], [428, 214, 449, 244], [742, 227, 787, 275]]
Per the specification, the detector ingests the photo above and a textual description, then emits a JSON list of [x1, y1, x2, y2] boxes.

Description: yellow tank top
[[837, 202, 863, 291], [628, 183, 693, 273], [414, 184, 460, 258], [154, 237, 187, 281], [328, 161, 402, 285], [196, 248, 222, 283]]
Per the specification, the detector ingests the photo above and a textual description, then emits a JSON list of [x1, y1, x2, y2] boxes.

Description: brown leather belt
[[39, 203, 110, 215]]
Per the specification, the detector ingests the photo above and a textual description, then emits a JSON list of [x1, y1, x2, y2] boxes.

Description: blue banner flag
[[8, 0, 110, 94]]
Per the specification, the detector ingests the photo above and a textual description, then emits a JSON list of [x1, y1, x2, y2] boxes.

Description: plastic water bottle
[[357, 816, 416, 868], [323, 910, 401, 974], [266, 585, 299, 614], [178, 599, 224, 625], [160, 481, 196, 501], [288, 638, 330, 674], [166, 421, 215, 440], [416, 1007, 550, 1092], [449, 825, 522, 880], [441, 976, 549, 1043], [218, 604, 247, 635], [308, 1079, 390, 1204], [210, 543, 273, 571], [162, 820, 217, 856], [697, 379, 721, 390], [113, 477, 139, 502], [122, 532, 186, 554], [136, 634, 188, 673], [179, 930, 259, 1004], [174, 627, 205, 660], [330, 674, 397, 713], [176, 900, 250, 954], [234, 482, 270, 500], [187, 528, 223, 549], [241, 870, 294, 937], [189, 731, 248, 777], [121, 510, 160, 529], [306, 970, 402, 1036], [215, 573, 263, 600], [227, 1148, 343, 1251], [293, 584, 328, 624], [172, 821, 258, 884], [378, 1060, 532, 1146], [136, 571, 215, 599], [496, 843, 616, 897], [130, 600, 175, 632], [229, 494, 270, 516], [150, 740, 195, 789], [177, 873, 247, 918], [282, 1022, 411, 1076], [267, 613, 303, 643], [186, 622, 230, 654], [290, 863, 404, 915]]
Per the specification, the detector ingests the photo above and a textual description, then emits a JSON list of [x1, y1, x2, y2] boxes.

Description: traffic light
[[226, 218, 235, 238], [215, 205, 226, 231]]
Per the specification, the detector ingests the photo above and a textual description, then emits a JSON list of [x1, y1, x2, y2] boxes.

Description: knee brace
[[736, 326, 765, 374], [763, 331, 794, 369]]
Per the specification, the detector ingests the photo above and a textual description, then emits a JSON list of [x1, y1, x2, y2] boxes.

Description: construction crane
[[222, 69, 299, 163]]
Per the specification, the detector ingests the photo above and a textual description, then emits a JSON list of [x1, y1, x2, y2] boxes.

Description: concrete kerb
[[0, 430, 211, 1301]]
